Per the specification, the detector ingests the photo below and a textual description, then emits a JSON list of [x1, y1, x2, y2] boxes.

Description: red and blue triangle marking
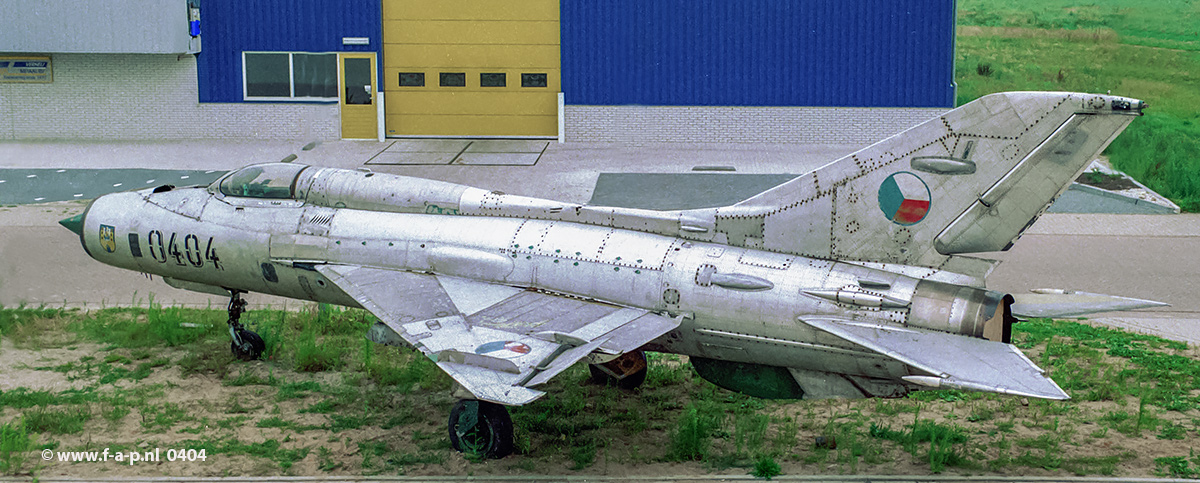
[[878, 172, 931, 225], [475, 340, 532, 359]]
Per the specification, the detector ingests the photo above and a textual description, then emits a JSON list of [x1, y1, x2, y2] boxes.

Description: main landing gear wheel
[[448, 400, 514, 459], [225, 291, 265, 361], [231, 329, 265, 361], [589, 350, 648, 390]]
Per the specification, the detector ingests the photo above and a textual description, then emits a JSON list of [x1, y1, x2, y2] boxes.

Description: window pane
[[399, 72, 424, 87], [480, 73, 506, 87], [292, 53, 337, 98], [521, 73, 547, 88], [219, 164, 306, 199], [343, 57, 372, 105], [245, 53, 290, 97], [440, 72, 465, 87]]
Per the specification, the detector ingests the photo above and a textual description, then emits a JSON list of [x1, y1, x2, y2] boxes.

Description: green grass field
[[959, 0, 1200, 51], [957, 0, 1200, 210], [3, 304, 1200, 478]]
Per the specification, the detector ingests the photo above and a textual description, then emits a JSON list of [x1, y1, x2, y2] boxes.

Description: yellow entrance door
[[382, 0, 560, 137], [339, 53, 378, 139]]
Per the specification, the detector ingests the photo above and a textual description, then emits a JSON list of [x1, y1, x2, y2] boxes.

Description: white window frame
[[242, 51, 339, 102]]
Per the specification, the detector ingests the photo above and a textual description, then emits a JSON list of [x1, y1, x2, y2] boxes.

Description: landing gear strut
[[589, 350, 648, 390], [448, 400, 513, 459], [226, 291, 265, 360]]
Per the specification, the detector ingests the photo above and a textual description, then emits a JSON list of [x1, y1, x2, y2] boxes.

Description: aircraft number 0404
[[146, 230, 221, 270]]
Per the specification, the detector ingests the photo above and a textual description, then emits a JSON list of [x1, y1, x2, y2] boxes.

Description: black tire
[[231, 329, 265, 361], [589, 350, 648, 390], [448, 400, 513, 459]]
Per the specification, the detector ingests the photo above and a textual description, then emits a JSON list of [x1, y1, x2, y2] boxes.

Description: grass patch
[[751, 454, 781, 479], [956, 1, 1200, 211], [293, 331, 344, 373], [1016, 318, 1200, 412], [668, 404, 722, 461], [275, 380, 321, 401], [1157, 452, 1200, 479], [181, 437, 310, 470], [361, 341, 448, 391], [959, 0, 1200, 51], [23, 407, 90, 435], [0, 419, 33, 475], [870, 419, 970, 473]]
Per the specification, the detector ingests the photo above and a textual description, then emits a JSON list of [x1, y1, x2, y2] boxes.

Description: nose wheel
[[448, 400, 513, 459], [226, 291, 265, 360]]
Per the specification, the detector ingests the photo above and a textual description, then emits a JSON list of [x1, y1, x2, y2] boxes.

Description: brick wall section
[[564, 105, 950, 144], [0, 54, 339, 140]]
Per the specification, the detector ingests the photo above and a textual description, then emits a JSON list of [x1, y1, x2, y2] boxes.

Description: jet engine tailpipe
[[908, 279, 1015, 343]]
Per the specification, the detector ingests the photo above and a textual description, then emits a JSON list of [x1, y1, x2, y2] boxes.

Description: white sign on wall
[[0, 56, 52, 83]]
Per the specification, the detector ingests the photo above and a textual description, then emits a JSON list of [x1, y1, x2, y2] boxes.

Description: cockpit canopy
[[214, 163, 307, 199]]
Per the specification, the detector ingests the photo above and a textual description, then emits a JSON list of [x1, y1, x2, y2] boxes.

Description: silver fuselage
[[73, 167, 1008, 389]]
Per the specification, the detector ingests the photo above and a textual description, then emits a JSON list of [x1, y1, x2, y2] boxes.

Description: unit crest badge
[[99, 225, 117, 253]]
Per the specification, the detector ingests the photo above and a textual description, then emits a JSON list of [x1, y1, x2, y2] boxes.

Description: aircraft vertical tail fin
[[695, 92, 1143, 267]]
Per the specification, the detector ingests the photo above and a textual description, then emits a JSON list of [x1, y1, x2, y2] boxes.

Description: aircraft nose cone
[[59, 213, 84, 236]]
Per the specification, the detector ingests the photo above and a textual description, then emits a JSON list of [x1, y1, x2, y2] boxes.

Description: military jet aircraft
[[60, 92, 1164, 458]]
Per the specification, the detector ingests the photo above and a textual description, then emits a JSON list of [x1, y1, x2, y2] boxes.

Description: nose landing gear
[[225, 291, 265, 360]]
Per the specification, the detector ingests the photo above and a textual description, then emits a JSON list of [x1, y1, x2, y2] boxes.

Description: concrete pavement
[[0, 139, 1196, 345], [0, 140, 859, 203]]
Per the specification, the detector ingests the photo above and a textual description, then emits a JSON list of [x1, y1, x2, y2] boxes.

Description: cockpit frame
[[211, 163, 310, 201]]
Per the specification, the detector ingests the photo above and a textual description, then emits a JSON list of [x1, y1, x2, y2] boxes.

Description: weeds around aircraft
[[61, 92, 1164, 458]]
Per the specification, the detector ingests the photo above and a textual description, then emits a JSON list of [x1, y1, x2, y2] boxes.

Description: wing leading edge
[[800, 317, 1069, 400], [316, 265, 680, 406]]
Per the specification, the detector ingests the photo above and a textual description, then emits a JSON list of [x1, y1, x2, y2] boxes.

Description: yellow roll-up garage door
[[383, 0, 560, 137]]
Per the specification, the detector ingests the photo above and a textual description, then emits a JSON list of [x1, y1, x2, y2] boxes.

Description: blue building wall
[[561, 1, 955, 108], [196, 0, 382, 103]]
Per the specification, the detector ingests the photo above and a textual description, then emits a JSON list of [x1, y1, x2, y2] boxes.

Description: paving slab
[[0, 140, 304, 170], [464, 140, 549, 153], [982, 231, 1200, 344], [385, 139, 470, 153], [1090, 315, 1200, 345], [590, 173, 799, 210], [0, 168, 225, 205], [366, 152, 458, 165], [1048, 183, 1178, 214], [452, 152, 541, 166], [1024, 213, 1200, 237]]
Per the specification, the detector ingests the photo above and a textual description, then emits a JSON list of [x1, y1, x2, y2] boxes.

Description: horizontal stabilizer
[[1010, 289, 1169, 318], [800, 317, 1069, 400]]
